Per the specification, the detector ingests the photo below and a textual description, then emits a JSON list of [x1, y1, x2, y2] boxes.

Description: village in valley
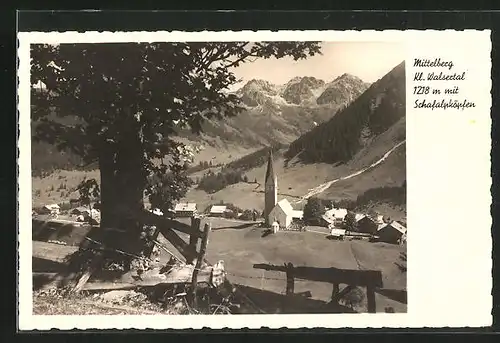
[[34, 149, 406, 245], [30, 41, 407, 315]]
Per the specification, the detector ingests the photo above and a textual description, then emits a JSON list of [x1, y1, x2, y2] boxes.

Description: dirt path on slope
[[294, 140, 406, 204]]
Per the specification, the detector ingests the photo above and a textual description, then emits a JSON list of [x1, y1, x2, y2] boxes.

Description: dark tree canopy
[[31, 42, 322, 233], [343, 211, 357, 232], [303, 197, 325, 224]]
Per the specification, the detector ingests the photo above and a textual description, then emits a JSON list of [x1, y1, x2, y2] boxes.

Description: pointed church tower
[[264, 149, 278, 226]]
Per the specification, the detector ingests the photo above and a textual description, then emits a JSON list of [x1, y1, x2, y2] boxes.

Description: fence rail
[[253, 262, 383, 313]]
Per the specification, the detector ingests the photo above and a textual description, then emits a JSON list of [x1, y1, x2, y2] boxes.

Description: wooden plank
[[88, 265, 214, 290], [157, 226, 193, 263], [253, 263, 383, 288], [187, 217, 201, 264], [143, 211, 201, 237], [34, 264, 217, 291], [69, 252, 105, 294], [32, 241, 79, 263], [190, 222, 211, 307]]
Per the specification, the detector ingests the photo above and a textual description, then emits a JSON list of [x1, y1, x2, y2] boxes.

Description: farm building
[[268, 199, 295, 230], [376, 221, 407, 244], [321, 207, 348, 227], [38, 204, 60, 215], [71, 206, 90, 216], [330, 228, 346, 239], [149, 208, 164, 216], [209, 205, 227, 217], [72, 207, 100, 222], [174, 202, 197, 217], [292, 210, 304, 220], [355, 215, 380, 235]]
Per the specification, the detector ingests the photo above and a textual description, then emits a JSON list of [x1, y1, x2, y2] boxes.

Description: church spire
[[264, 148, 278, 226], [265, 149, 275, 184]]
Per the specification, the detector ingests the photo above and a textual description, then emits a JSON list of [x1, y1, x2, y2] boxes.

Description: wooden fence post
[[187, 216, 201, 264], [366, 285, 376, 313], [70, 252, 105, 294], [190, 222, 211, 308], [285, 262, 295, 296], [331, 283, 339, 301]]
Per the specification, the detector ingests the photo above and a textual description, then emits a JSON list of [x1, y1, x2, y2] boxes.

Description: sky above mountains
[[230, 41, 405, 91]]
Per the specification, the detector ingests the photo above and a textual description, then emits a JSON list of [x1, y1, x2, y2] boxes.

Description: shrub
[[303, 197, 325, 224], [197, 168, 244, 193], [59, 201, 72, 211], [342, 287, 365, 311], [343, 211, 357, 231], [240, 209, 254, 221]]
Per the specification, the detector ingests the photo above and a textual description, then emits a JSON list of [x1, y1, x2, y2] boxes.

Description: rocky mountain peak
[[281, 76, 326, 105]]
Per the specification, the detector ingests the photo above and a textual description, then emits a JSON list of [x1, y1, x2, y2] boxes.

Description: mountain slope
[[316, 73, 368, 105], [285, 62, 405, 165], [31, 73, 370, 176], [180, 75, 369, 149], [184, 62, 406, 218]]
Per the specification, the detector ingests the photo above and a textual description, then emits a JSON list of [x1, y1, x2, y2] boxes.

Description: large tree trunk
[[99, 145, 120, 230], [96, 110, 152, 260], [113, 116, 149, 256]]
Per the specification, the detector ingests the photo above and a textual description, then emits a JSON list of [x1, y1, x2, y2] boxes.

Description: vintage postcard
[[17, 30, 492, 330]]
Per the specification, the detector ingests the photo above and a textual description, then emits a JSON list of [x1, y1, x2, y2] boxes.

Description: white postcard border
[[17, 29, 492, 330]]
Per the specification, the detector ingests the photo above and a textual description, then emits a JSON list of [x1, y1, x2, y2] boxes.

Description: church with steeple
[[263, 149, 301, 231]]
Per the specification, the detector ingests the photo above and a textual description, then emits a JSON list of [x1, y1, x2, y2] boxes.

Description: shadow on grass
[[32, 257, 68, 273], [261, 229, 273, 238], [32, 218, 92, 246], [326, 235, 345, 241], [33, 273, 58, 290], [375, 288, 407, 304], [211, 222, 256, 231], [234, 284, 357, 314]]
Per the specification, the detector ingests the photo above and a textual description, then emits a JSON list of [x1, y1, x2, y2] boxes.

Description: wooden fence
[[253, 263, 383, 313], [41, 212, 219, 295]]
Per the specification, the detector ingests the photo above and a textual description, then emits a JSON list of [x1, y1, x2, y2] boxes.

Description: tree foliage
[[31, 42, 322, 232], [303, 197, 325, 224], [77, 178, 100, 222], [343, 211, 357, 232], [341, 287, 365, 311], [197, 168, 244, 193], [225, 144, 286, 172], [315, 180, 406, 213], [77, 178, 100, 206]]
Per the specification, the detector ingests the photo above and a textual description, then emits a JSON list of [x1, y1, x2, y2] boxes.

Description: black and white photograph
[[28, 39, 407, 316], [17, 29, 492, 330]]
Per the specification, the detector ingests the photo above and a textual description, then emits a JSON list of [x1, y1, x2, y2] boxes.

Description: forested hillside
[[284, 62, 405, 164]]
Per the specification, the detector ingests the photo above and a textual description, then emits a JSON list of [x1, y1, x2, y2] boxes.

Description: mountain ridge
[[31, 73, 370, 175]]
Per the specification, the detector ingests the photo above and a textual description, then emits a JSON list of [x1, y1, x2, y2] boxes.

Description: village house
[[292, 210, 304, 221], [330, 227, 347, 240], [321, 207, 348, 227], [38, 203, 60, 215], [72, 206, 101, 223], [209, 205, 227, 217], [149, 208, 164, 216], [376, 221, 407, 244], [71, 206, 90, 217], [174, 202, 197, 218], [355, 214, 380, 235]]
